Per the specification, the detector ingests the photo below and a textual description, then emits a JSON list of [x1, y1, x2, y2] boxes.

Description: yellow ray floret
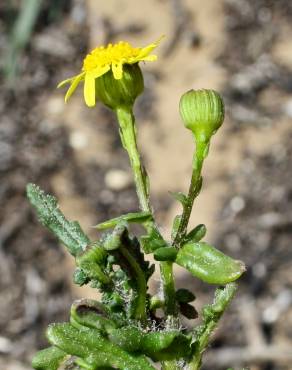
[[58, 37, 164, 107]]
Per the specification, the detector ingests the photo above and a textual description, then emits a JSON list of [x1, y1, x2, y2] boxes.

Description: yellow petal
[[64, 73, 85, 103], [139, 55, 157, 62], [137, 35, 165, 59], [112, 63, 123, 79], [57, 76, 75, 88], [84, 73, 96, 107], [91, 65, 110, 79]]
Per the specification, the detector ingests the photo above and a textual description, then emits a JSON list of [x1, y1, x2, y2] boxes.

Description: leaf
[[32, 346, 67, 370], [27, 183, 90, 256], [102, 222, 128, 251], [171, 214, 181, 240], [175, 242, 246, 285], [141, 331, 191, 361], [191, 283, 238, 358], [169, 191, 188, 206], [70, 299, 117, 334], [184, 224, 206, 243], [76, 244, 110, 285], [47, 323, 156, 370], [94, 211, 153, 230], [139, 227, 166, 253], [108, 326, 143, 352], [154, 246, 178, 262]]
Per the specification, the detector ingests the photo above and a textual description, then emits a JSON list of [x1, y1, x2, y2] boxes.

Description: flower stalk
[[116, 106, 177, 318], [172, 138, 209, 247], [116, 106, 150, 212]]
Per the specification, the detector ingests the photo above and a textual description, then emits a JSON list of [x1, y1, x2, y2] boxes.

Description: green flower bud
[[179, 89, 224, 142], [95, 64, 144, 110]]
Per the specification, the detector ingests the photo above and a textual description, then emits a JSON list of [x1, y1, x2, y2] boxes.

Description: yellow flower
[[58, 37, 163, 107]]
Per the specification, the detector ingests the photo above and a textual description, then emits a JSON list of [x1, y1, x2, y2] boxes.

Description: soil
[[1, 0, 292, 369]]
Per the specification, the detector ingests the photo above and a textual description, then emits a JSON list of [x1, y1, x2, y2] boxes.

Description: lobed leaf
[[27, 183, 90, 256]]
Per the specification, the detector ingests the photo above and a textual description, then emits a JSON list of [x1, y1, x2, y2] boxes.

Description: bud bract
[[179, 89, 224, 142], [95, 64, 144, 110]]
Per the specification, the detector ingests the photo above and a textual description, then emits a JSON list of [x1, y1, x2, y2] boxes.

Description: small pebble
[[69, 131, 88, 149], [105, 169, 132, 191]]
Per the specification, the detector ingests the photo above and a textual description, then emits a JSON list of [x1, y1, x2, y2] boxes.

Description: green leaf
[[176, 242, 246, 285], [94, 211, 152, 230], [76, 244, 110, 285], [169, 191, 188, 206], [27, 183, 90, 256], [102, 223, 128, 251], [139, 227, 166, 253], [154, 246, 178, 262], [191, 283, 237, 362], [184, 224, 206, 243], [141, 331, 191, 361], [73, 268, 89, 286], [70, 299, 117, 333], [171, 215, 181, 240], [32, 346, 67, 370], [47, 323, 156, 370], [108, 326, 143, 352]]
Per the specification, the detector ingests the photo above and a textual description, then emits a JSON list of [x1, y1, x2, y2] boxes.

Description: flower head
[[58, 37, 163, 107], [179, 89, 225, 143]]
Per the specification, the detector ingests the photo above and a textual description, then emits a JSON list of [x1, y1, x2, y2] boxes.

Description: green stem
[[160, 261, 177, 316], [120, 246, 147, 322], [116, 106, 150, 212], [173, 139, 209, 247], [115, 105, 177, 317], [188, 283, 237, 370]]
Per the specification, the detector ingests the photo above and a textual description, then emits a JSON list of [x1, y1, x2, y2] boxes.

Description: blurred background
[[1, 0, 292, 369]]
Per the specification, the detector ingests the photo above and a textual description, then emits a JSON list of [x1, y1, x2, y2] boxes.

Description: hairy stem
[[173, 139, 209, 247], [116, 106, 177, 317]]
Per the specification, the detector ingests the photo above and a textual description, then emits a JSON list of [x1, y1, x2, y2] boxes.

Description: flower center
[[83, 41, 140, 72]]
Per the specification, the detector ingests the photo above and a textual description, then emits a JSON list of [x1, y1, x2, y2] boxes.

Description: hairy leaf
[[27, 184, 90, 256], [32, 346, 67, 370], [47, 323, 156, 370]]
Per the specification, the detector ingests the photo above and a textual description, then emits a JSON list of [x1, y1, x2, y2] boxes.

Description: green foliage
[[27, 183, 90, 256], [94, 211, 153, 230], [32, 346, 67, 370], [176, 242, 245, 285], [27, 85, 245, 370], [184, 224, 206, 243]]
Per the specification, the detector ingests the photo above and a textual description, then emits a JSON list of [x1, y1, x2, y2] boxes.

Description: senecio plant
[[28, 37, 245, 370]]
